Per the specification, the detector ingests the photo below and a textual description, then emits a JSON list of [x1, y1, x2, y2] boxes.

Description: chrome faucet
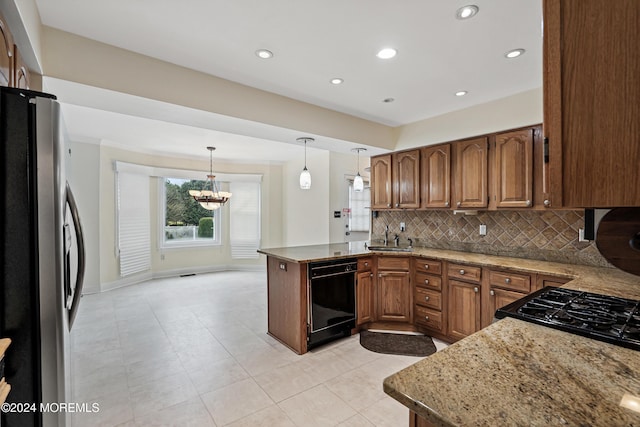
[[408, 237, 413, 248], [394, 234, 400, 247], [384, 225, 389, 246]]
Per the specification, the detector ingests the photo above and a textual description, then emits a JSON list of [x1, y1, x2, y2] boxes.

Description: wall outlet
[[400, 222, 406, 232], [578, 228, 590, 242], [479, 224, 487, 236]]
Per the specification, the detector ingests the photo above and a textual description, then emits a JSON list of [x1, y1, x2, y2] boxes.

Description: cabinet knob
[[395, 203, 399, 207], [459, 269, 465, 275], [424, 264, 429, 269], [490, 290, 495, 296], [364, 262, 369, 267], [387, 203, 391, 207], [445, 201, 450, 207], [425, 296, 430, 301], [526, 200, 532, 207], [473, 287, 479, 293], [425, 316, 429, 321], [456, 201, 461, 207], [505, 278, 511, 284], [424, 279, 429, 285], [370, 273, 373, 278], [379, 274, 382, 278], [543, 199, 551, 207]]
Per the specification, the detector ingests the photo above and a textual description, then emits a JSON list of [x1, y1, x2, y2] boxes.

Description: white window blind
[[117, 171, 151, 276], [229, 181, 261, 259], [349, 183, 370, 232]]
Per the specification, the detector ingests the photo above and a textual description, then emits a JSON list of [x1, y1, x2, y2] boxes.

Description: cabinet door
[[377, 271, 411, 322], [371, 154, 393, 209], [356, 271, 375, 325], [393, 150, 420, 208], [453, 137, 488, 209], [447, 279, 481, 341], [483, 287, 526, 328], [544, 0, 640, 207], [493, 129, 533, 208], [0, 12, 14, 87], [421, 144, 451, 208]]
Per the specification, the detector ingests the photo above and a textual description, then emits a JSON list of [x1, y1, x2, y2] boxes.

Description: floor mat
[[359, 330, 437, 357]]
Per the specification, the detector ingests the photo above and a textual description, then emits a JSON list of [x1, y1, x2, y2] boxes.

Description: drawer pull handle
[[370, 273, 373, 278], [473, 287, 479, 293], [505, 278, 511, 284], [490, 290, 495, 296], [364, 262, 369, 267], [425, 316, 429, 321], [425, 296, 430, 301], [424, 264, 429, 269], [459, 269, 465, 275], [424, 279, 429, 285]]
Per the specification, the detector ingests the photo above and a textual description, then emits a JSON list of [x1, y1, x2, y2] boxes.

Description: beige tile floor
[[70, 271, 447, 426]]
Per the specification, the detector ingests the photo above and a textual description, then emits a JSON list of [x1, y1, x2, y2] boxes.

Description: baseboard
[[96, 265, 266, 294]]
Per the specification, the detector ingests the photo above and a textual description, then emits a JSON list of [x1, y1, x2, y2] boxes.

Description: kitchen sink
[[367, 246, 413, 252]]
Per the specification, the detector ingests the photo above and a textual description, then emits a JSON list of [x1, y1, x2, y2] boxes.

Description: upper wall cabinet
[[421, 144, 450, 208], [492, 128, 533, 208], [14, 47, 30, 89], [452, 137, 488, 209], [393, 149, 420, 209], [544, 0, 640, 207], [371, 154, 393, 209]]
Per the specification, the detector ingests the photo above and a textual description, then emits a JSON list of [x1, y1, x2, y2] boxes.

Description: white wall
[[394, 88, 543, 150]]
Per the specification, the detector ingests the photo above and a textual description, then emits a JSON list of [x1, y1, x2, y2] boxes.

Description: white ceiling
[[35, 0, 543, 162]]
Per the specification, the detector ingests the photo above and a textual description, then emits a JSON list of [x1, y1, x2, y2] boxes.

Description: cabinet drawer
[[415, 287, 442, 310], [414, 272, 442, 291], [358, 257, 373, 271], [448, 263, 481, 283], [414, 258, 442, 275], [489, 270, 531, 293], [414, 306, 443, 332], [377, 256, 410, 271]]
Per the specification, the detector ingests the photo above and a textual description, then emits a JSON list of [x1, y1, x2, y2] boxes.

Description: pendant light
[[297, 137, 314, 190], [352, 148, 367, 192], [188, 146, 232, 210]]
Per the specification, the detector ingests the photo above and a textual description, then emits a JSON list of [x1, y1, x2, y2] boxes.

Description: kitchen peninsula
[[259, 241, 640, 425]]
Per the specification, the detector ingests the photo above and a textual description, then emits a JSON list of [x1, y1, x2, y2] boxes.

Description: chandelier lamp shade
[[297, 137, 314, 190], [188, 146, 232, 210], [352, 147, 367, 192]]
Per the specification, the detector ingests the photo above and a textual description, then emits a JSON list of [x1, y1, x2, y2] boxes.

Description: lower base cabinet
[[447, 279, 481, 341], [410, 411, 435, 427], [356, 270, 375, 325]]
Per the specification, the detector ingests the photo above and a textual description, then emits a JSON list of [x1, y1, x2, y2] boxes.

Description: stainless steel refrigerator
[[1, 87, 85, 427]]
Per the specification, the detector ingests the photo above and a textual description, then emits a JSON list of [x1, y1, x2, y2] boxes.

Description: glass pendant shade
[[189, 147, 232, 210], [353, 172, 364, 192], [299, 167, 311, 190]]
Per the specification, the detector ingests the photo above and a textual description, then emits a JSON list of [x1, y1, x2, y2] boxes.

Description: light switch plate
[[400, 222, 406, 232], [479, 224, 487, 236]]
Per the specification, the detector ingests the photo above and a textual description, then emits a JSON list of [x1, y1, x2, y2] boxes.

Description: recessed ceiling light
[[456, 5, 479, 20], [376, 48, 397, 59], [382, 98, 395, 103], [330, 78, 344, 85], [455, 91, 468, 97], [505, 48, 525, 59], [255, 49, 273, 59]]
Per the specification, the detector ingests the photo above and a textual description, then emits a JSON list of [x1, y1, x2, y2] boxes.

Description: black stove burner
[[495, 287, 640, 351]]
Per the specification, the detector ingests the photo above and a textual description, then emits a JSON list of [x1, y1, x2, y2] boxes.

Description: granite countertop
[[260, 241, 640, 425]]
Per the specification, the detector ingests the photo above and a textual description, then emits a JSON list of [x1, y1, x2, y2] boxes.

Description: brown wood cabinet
[[0, 11, 14, 87], [535, 274, 570, 291], [543, 0, 640, 207], [370, 154, 393, 209], [482, 269, 533, 328], [356, 257, 375, 325], [447, 262, 482, 340], [452, 137, 488, 209], [393, 150, 420, 209], [413, 257, 445, 336], [420, 144, 451, 208], [377, 257, 412, 322], [410, 411, 435, 427], [492, 128, 534, 208]]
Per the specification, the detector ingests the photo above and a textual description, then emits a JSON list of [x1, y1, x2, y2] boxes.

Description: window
[[162, 178, 221, 247], [348, 182, 370, 232], [229, 181, 261, 259]]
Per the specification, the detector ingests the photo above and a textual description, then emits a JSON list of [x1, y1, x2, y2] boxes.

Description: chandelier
[[188, 146, 232, 210], [352, 147, 367, 192], [297, 137, 314, 190]]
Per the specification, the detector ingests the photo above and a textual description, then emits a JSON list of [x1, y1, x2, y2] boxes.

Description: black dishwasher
[[307, 258, 357, 349]]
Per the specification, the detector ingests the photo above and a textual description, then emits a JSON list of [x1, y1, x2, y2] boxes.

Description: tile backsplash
[[372, 210, 611, 268]]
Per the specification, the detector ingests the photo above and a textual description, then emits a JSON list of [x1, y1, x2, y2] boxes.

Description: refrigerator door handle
[[66, 182, 85, 329]]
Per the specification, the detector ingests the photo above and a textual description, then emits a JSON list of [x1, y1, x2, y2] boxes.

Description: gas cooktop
[[495, 287, 640, 351]]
